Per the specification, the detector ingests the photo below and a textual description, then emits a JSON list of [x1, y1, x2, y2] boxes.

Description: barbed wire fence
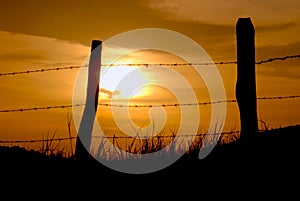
[[0, 54, 299, 150]]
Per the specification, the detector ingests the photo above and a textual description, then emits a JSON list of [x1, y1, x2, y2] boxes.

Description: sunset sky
[[0, 0, 299, 153]]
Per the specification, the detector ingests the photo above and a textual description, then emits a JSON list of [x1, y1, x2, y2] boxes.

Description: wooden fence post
[[75, 40, 102, 160], [235, 17, 259, 143]]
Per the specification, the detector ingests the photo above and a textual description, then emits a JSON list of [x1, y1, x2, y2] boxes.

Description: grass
[[1, 123, 299, 178]]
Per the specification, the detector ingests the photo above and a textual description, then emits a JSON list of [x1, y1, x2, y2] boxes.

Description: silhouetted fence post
[[75, 40, 102, 160], [235, 17, 259, 143]]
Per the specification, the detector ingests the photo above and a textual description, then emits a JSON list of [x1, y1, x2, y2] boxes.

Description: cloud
[[256, 42, 300, 59], [0, 30, 91, 106], [0, 52, 46, 62], [257, 69, 300, 80], [0, 0, 156, 46], [145, 0, 300, 25], [100, 88, 120, 99], [256, 42, 300, 79], [0, 31, 89, 71], [256, 23, 296, 32]]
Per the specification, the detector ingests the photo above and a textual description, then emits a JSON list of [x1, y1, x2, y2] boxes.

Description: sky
[[0, 0, 299, 153]]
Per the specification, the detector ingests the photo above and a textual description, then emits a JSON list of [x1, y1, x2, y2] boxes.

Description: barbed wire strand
[[255, 54, 300, 65], [0, 131, 242, 144], [2, 128, 288, 144], [0, 65, 88, 76], [0, 137, 77, 144], [0, 95, 299, 113], [0, 54, 299, 77], [0, 104, 85, 113]]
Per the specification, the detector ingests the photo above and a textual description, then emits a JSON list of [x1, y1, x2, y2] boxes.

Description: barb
[[0, 95, 299, 113], [0, 54, 299, 77]]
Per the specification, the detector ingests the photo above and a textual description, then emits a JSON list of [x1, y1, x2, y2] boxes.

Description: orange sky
[[0, 0, 299, 153]]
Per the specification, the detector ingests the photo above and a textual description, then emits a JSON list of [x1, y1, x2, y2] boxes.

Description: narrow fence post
[[235, 17, 259, 143], [75, 40, 102, 160]]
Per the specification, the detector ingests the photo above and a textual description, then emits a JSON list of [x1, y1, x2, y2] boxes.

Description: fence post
[[235, 17, 258, 143], [75, 40, 102, 160]]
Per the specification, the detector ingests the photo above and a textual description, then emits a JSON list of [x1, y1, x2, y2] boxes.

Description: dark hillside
[[1, 125, 299, 179]]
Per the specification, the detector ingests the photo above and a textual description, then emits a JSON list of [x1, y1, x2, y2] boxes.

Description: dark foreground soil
[[1, 125, 299, 186]]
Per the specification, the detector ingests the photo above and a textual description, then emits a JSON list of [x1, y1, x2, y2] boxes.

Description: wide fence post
[[235, 17, 259, 143], [75, 40, 102, 160]]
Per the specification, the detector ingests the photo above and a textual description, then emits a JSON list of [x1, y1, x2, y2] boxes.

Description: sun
[[99, 64, 150, 100]]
